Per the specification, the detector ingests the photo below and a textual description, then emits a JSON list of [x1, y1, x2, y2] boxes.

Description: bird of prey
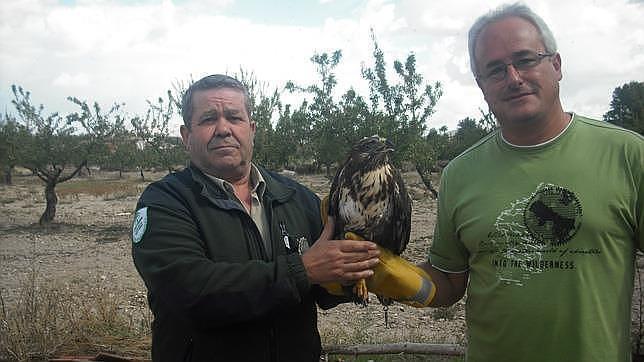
[[327, 135, 412, 306]]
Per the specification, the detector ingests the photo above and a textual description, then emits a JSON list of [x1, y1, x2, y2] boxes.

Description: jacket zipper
[[242, 216, 268, 261]]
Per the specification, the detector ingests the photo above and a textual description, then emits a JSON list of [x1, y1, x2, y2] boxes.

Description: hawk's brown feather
[[328, 135, 412, 305]]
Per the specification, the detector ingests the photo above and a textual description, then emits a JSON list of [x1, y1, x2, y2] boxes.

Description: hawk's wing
[[383, 168, 412, 255], [328, 161, 348, 238]]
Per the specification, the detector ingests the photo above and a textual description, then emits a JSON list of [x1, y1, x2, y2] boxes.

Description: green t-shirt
[[430, 114, 643, 362]]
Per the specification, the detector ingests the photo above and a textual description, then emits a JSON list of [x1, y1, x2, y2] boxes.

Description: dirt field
[[0, 170, 641, 360]]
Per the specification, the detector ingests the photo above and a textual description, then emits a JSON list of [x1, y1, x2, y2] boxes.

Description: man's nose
[[214, 117, 232, 137], [505, 64, 523, 84]]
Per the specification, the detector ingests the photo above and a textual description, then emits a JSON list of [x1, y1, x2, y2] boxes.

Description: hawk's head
[[345, 135, 394, 174]]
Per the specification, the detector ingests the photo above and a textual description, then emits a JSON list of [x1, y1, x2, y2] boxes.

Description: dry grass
[[0, 268, 151, 361], [56, 178, 147, 201], [1, 172, 154, 361]]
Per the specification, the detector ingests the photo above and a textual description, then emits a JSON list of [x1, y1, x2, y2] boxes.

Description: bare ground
[[0, 171, 641, 359]]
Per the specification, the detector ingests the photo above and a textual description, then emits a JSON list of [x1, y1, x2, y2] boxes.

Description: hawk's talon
[[354, 278, 369, 306]]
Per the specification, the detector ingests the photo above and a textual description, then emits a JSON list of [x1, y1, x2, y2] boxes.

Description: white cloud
[[52, 72, 90, 87], [0, 0, 642, 134]]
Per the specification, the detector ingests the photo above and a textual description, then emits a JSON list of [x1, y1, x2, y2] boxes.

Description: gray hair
[[181, 74, 251, 128], [468, 2, 558, 76]]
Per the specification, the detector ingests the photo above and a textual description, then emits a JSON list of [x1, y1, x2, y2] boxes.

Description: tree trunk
[[140, 168, 145, 181], [39, 180, 58, 225], [119, 168, 123, 179], [3, 165, 12, 185], [415, 164, 438, 199]]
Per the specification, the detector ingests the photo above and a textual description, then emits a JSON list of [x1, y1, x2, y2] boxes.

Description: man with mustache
[[410, 3, 642, 361], [131, 74, 379, 361]]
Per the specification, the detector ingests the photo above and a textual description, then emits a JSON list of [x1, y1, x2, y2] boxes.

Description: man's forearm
[[419, 262, 468, 307]]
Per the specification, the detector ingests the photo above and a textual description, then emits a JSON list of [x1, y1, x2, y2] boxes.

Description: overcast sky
[[1, 0, 642, 134]]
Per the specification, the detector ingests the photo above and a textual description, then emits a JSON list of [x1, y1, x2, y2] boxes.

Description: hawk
[[327, 135, 412, 306]]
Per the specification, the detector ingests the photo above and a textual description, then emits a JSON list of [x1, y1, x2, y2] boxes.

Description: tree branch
[[35, 168, 49, 183], [59, 160, 87, 183]]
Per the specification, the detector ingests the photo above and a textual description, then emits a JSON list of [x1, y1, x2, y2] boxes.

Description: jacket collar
[[203, 164, 267, 200], [256, 165, 295, 203], [187, 162, 295, 205]]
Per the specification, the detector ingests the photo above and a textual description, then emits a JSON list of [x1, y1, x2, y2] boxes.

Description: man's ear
[[180, 125, 190, 149], [552, 52, 562, 81]]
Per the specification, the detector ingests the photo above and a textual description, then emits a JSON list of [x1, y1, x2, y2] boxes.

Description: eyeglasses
[[477, 51, 555, 83]]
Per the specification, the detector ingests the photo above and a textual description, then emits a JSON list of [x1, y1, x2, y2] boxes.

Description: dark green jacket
[[132, 165, 341, 361]]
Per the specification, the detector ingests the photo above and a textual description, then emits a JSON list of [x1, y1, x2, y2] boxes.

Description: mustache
[[208, 137, 240, 149], [502, 86, 537, 100]]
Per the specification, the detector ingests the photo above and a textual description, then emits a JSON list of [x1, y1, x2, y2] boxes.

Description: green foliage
[[426, 109, 495, 163], [339, 88, 379, 141], [233, 69, 282, 169], [11, 85, 82, 175], [360, 31, 444, 194], [66, 96, 129, 175], [6, 35, 565, 192], [446, 117, 488, 159], [287, 50, 351, 175], [103, 128, 138, 177], [274, 102, 314, 169], [477, 108, 497, 133], [603, 81, 643, 135], [168, 76, 193, 118], [426, 127, 451, 161], [361, 31, 443, 165], [131, 91, 187, 174], [0, 113, 31, 184], [10, 85, 131, 224]]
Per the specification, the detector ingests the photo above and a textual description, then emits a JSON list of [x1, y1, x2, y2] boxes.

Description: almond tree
[[11, 85, 124, 224], [286, 50, 351, 176], [361, 32, 443, 193], [0, 112, 30, 184], [234, 69, 282, 170], [66, 96, 125, 172], [273, 102, 315, 170], [131, 91, 186, 174]]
